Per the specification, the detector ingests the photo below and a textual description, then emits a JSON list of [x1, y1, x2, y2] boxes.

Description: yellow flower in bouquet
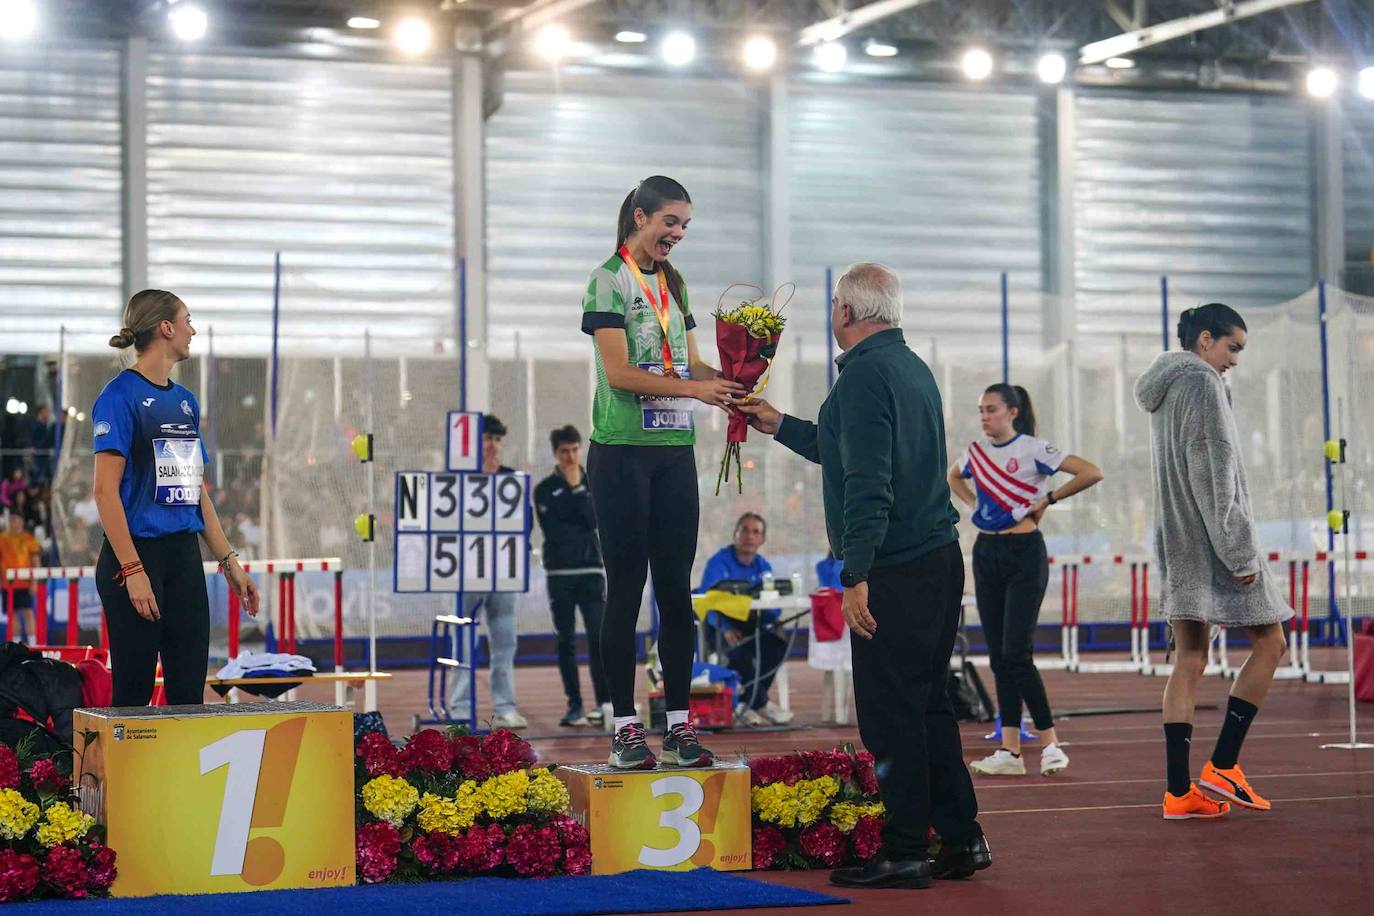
[[0, 788, 39, 840], [526, 768, 570, 815], [795, 776, 840, 827], [716, 302, 787, 339], [35, 801, 94, 848], [478, 770, 530, 820], [829, 801, 885, 833], [751, 782, 799, 828], [417, 787, 479, 834], [361, 774, 419, 827]]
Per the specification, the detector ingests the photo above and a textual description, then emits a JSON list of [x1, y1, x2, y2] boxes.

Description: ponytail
[[984, 383, 1037, 437], [112, 289, 182, 352], [1177, 302, 1247, 352], [614, 176, 691, 315]]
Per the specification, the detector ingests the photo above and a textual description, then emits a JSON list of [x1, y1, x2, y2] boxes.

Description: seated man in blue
[[697, 513, 793, 726]]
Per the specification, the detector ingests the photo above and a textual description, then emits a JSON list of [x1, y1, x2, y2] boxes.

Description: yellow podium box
[[557, 762, 751, 875], [74, 701, 356, 897]]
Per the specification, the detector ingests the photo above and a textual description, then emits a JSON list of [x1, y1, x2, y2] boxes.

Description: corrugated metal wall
[[0, 46, 122, 353], [485, 68, 765, 360], [1074, 90, 1314, 333], [1344, 104, 1374, 293], [146, 50, 455, 354]]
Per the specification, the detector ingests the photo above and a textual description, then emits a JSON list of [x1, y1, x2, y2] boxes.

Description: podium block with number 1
[[74, 702, 356, 897]]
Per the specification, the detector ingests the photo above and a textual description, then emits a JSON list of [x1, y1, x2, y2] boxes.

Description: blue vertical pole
[[270, 251, 281, 438], [1000, 271, 1010, 383], [459, 256, 468, 412], [825, 267, 835, 389], [1318, 281, 1339, 643], [1160, 276, 1169, 351]]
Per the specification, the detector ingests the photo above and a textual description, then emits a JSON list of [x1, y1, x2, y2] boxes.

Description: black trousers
[[547, 572, 609, 709], [587, 442, 698, 717], [722, 622, 788, 710], [96, 532, 210, 706], [852, 540, 980, 858], [972, 530, 1054, 730]]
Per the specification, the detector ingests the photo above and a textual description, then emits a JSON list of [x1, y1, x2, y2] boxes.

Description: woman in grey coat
[[1135, 302, 1292, 821]]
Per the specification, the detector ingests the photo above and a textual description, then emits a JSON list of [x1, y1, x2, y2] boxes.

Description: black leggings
[[972, 530, 1054, 731], [97, 532, 210, 706], [587, 442, 698, 717]]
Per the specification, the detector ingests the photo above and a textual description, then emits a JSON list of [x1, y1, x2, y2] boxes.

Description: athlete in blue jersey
[[92, 290, 259, 706], [948, 384, 1102, 777]]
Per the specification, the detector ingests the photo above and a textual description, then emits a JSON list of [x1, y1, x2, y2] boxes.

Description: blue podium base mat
[[4, 869, 848, 915]]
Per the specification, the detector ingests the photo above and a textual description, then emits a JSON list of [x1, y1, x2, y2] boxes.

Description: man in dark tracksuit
[[535, 425, 610, 727], [739, 262, 986, 890]]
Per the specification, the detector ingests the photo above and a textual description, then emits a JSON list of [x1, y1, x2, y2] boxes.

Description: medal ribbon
[[619, 245, 675, 373]]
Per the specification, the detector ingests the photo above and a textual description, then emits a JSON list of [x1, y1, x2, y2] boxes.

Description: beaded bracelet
[[113, 561, 144, 587]]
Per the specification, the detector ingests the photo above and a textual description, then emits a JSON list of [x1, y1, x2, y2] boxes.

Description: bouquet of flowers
[[0, 739, 116, 902], [354, 727, 591, 883], [713, 283, 791, 495], [747, 744, 885, 870]]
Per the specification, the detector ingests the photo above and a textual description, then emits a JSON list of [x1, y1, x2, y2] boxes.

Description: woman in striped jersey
[[948, 384, 1103, 777]]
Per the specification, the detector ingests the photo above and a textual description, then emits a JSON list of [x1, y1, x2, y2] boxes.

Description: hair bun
[[108, 328, 136, 349]]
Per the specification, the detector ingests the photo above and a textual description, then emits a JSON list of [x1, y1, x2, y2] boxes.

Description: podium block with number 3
[[557, 762, 751, 875], [74, 702, 356, 897]]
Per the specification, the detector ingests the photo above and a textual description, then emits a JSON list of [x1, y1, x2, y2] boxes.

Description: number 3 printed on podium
[[637, 773, 726, 869]]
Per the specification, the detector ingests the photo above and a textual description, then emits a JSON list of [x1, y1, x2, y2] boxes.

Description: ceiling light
[[1358, 67, 1374, 100], [1037, 52, 1067, 84], [1306, 66, 1337, 98], [0, 0, 37, 41], [1105, 57, 1135, 69], [962, 47, 993, 80], [533, 23, 571, 61], [814, 41, 847, 73], [347, 17, 381, 30], [394, 17, 431, 55], [615, 30, 646, 44], [660, 31, 695, 66], [742, 35, 777, 72], [169, 3, 208, 42], [864, 40, 897, 58]]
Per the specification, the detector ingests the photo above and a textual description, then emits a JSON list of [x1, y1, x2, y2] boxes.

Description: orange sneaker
[[1162, 783, 1231, 820], [1199, 761, 1271, 811]]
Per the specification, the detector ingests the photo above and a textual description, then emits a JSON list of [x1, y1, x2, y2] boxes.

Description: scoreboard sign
[[394, 412, 532, 594]]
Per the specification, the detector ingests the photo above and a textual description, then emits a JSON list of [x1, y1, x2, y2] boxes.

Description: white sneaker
[[734, 705, 767, 727], [759, 701, 794, 725], [492, 711, 529, 730], [971, 749, 1026, 776], [1040, 742, 1070, 776]]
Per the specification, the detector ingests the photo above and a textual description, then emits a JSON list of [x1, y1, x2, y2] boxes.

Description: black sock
[[1164, 722, 1193, 796], [1211, 697, 1259, 769]]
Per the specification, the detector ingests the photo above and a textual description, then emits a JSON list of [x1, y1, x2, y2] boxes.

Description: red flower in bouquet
[[800, 749, 852, 782], [401, 729, 453, 775], [86, 843, 117, 891], [357, 733, 407, 779], [507, 824, 563, 877], [711, 285, 790, 495], [752, 826, 788, 870], [851, 816, 883, 862], [412, 832, 457, 875], [482, 729, 537, 775], [42, 844, 91, 899], [449, 734, 492, 781], [562, 843, 592, 876], [454, 824, 506, 874], [854, 751, 880, 796], [356, 821, 401, 884], [551, 815, 591, 876], [749, 754, 804, 787], [799, 822, 847, 868], [0, 850, 39, 902], [26, 759, 68, 794], [0, 745, 20, 791]]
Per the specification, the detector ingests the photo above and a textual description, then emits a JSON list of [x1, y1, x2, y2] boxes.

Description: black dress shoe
[[829, 854, 932, 890], [929, 833, 992, 880]]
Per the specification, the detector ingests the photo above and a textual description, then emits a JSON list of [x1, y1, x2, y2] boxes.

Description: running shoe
[[661, 722, 714, 767], [586, 707, 605, 725], [1199, 761, 1271, 811], [1040, 742, 1070, 776], [492, 711, 528, 730], [760, 701, 795, 725], [608, 722, 657, 770], [559, 705, 589, 728], [1162, 783, 1231, 820], [734, 705, 768, 728], [970, 749, 1025, 776]]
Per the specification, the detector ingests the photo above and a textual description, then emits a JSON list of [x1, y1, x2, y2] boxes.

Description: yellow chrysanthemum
[[829, 802, 862, 833], [526, 768, 570, 815], [477, 770, 529, 820], [34, 801, 94, 848], [795, 777, 840, 827], [751, 782, 800, 828], [0, 788, 40, 841], [361, 774, 419, 827], [416, 785, 480, 834]]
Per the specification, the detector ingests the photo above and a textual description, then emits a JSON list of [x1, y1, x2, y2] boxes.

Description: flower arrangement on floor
[[748, 744, 885, 870], [354, 727, 591, 883], [0, 741, 116, 902]]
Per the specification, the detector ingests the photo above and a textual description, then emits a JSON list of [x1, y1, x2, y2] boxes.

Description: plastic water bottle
[[761, 570, 775, 593]]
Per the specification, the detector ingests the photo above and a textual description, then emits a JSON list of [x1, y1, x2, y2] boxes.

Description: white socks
[[665, 710, 689, 729], [613, 715, 638, 733]]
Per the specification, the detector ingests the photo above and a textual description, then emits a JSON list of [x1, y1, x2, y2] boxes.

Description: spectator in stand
[[29, 406, 54, 483], [0, 469, 25, 511], [0, 513, 42, 645]]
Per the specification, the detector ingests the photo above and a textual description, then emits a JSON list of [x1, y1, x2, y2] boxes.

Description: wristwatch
[[839, 568, 868, 588], [1046, 491, 1058, 506]]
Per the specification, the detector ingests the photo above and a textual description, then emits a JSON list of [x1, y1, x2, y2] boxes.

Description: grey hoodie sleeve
[[1183, 436, 1262, 578]]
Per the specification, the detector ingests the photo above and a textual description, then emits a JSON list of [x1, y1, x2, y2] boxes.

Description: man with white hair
[[739, 262, 986, 890]]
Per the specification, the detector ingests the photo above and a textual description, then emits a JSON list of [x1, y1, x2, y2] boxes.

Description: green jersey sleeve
[[581, 256, 628, 334]]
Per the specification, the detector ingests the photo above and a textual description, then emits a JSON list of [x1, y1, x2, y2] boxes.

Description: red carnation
[[482, 729, 537, 775], [851, 816, 883, 862], [355, 821, 401, 884], [42, 844, 91, 899], [562, 843, 592, 876], [86, 843, 117, 891], [800, 822, 847, 868], [752, 826, 788, 870], [0, 850, 39, 903], [0, 745, 20, 791], [411, 832, 457, 875], [853, 751, 880, 796], [26, 758, 69, 794], [550, 814, 589, 848], [449, 735, 492, 782], [357, 733, 407, 779], [749, 754, 804, 787], [506, 824, 562, 877], [800, 749, 852, 781], [401, 729, 453, 775], [454, 823, 505, 874]]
